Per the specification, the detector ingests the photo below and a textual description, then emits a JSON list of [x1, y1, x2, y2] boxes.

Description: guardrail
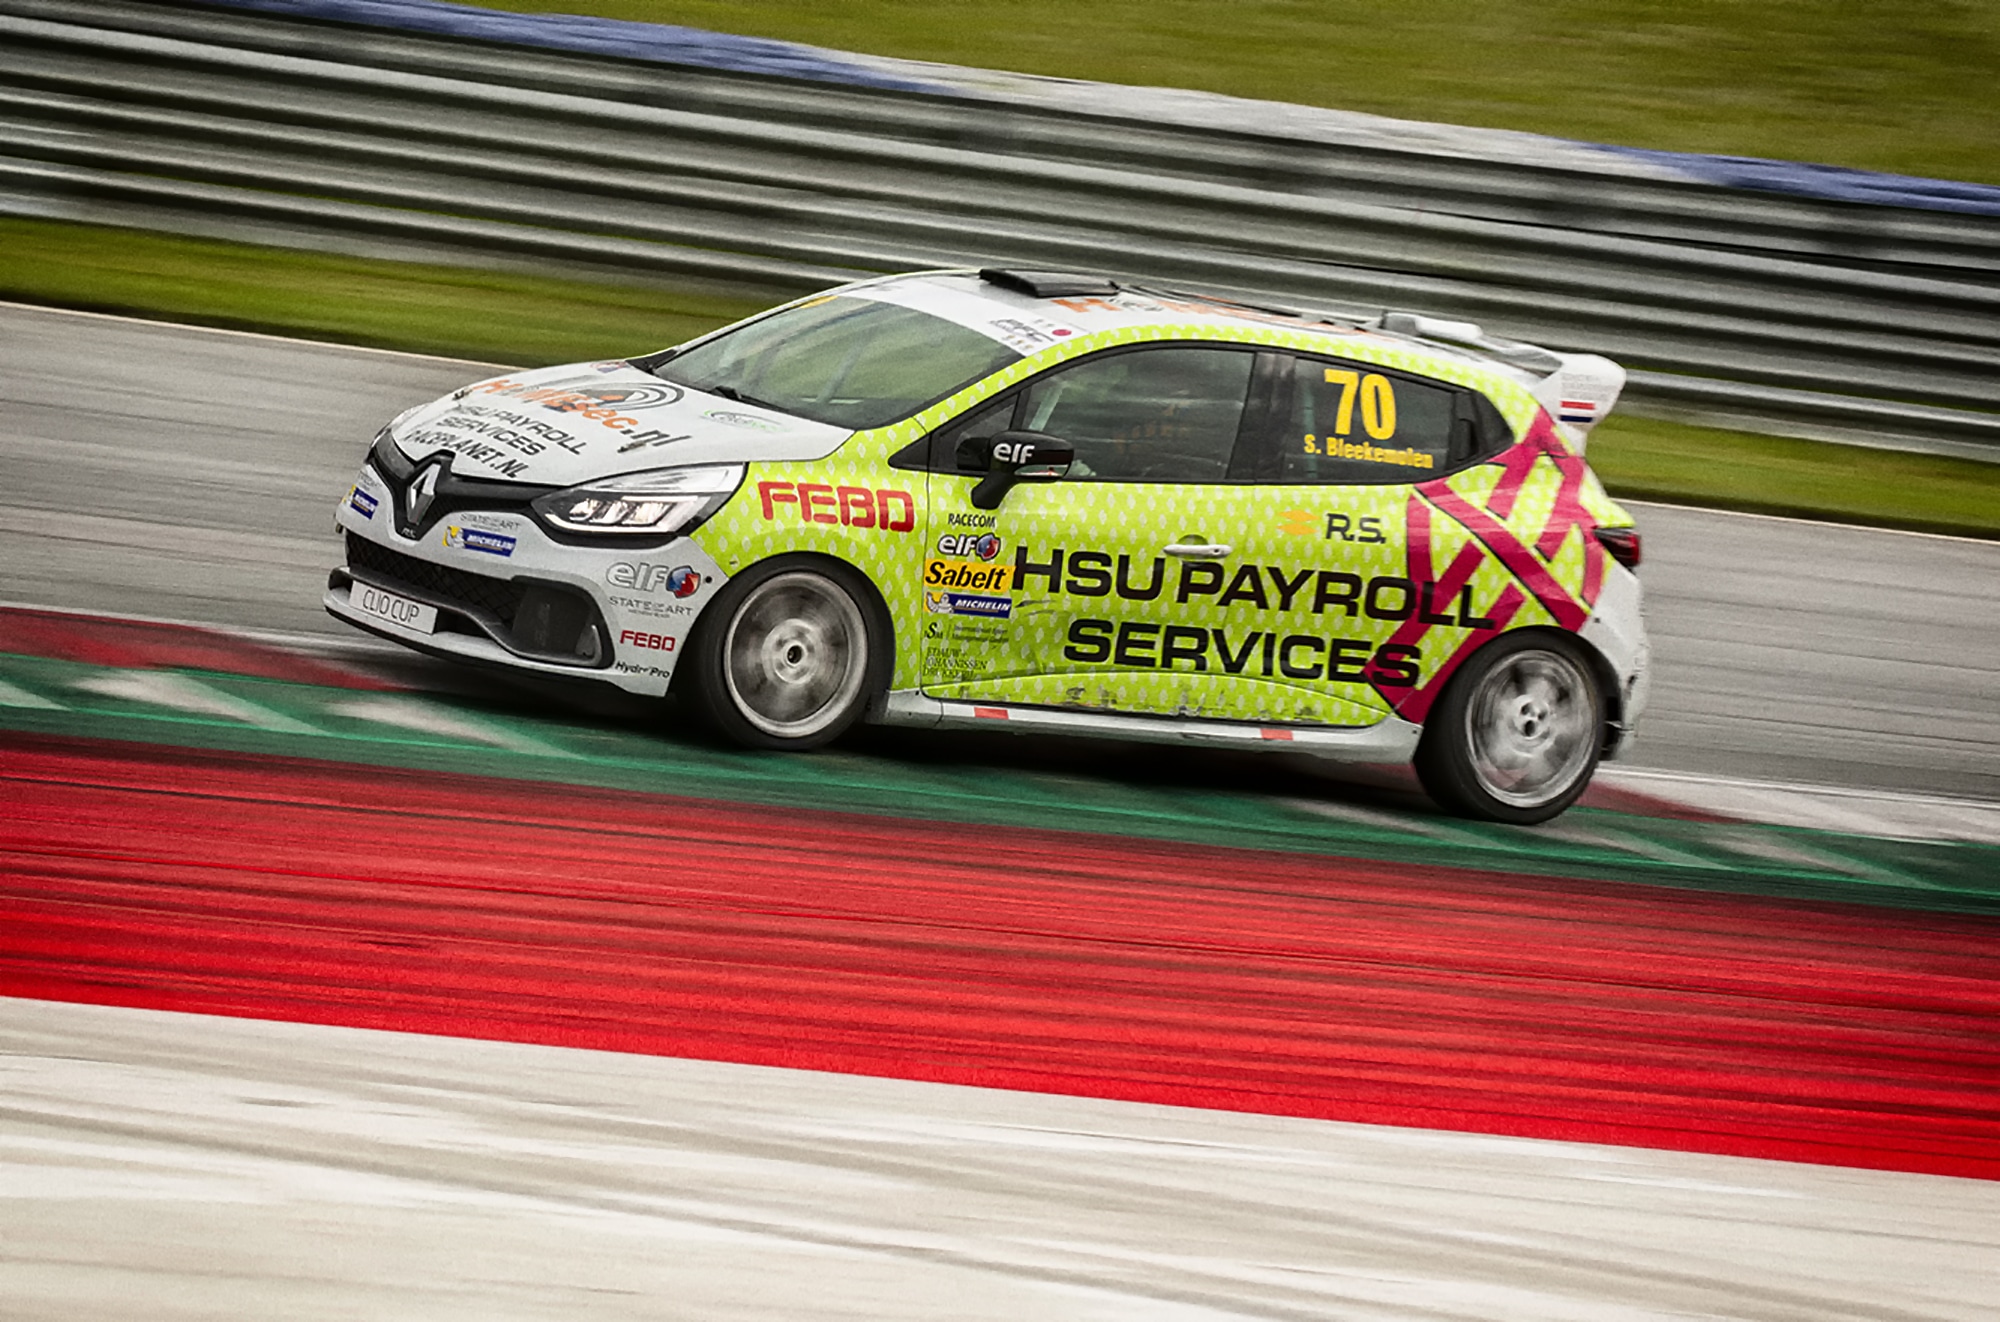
[[3, 0, 1997, 457]]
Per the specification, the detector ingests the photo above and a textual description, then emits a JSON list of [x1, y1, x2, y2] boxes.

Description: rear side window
[[1274, 356, 1504, 484]]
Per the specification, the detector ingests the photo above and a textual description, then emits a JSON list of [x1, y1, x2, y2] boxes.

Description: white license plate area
[[352, 581, 438, 634]]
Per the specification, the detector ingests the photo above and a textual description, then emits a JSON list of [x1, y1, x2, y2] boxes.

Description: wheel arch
[[1415, 623, 1623, 757], [676, 548, 899, 701], [1476, 622, 1626, 753]]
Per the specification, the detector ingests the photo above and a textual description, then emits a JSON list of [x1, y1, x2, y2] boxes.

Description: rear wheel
[[683, 559, 880, 749], [1415, 632, 1604, 824]]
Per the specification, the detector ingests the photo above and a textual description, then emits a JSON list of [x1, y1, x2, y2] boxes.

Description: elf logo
[[935, 532, 1001, 561]]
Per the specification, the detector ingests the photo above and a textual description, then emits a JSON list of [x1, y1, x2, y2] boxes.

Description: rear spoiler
[[1373, 313, 1626, 447]]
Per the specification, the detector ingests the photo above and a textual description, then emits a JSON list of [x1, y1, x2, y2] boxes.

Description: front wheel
[[682, 559, 881, 750], [1414, 632, 1605, 825]]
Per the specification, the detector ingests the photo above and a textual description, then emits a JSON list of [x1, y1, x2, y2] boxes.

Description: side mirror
[[961, 430, 1073, 510]]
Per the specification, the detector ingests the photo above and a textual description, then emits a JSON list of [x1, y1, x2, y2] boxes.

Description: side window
[[1275, 356, 1487, 483], [1018, 347, 1255, 482]]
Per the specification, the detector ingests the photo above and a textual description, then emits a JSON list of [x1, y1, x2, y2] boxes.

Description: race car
[[326, 268, 1648, 823]]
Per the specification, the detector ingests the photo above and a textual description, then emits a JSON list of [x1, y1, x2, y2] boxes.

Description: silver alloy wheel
[[719, 571, 869, 740], [1461, 646, 1599, 809]]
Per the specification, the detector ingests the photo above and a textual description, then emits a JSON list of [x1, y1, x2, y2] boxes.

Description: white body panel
[[1578, 562, 1650, 756]]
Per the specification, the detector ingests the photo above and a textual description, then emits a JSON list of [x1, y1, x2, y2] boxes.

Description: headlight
[[531, 464, 745, 537], [368, 427, 415, 481]]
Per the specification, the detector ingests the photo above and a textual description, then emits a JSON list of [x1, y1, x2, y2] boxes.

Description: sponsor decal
[[610, 594, 696, 620], [984, 315, 1076, 355], [618, 629, 676, 652], [702, 409, 783, 431], [926, 616, 1009, 643], [1322, 513, 1389, 544], [405, 406, 584, 466], [923, 646, 992, 676], [758, 481, 915, 532], [606, 562, 703, 597], [443, 525, 516, 557], [347, 486, 378, 519], [477, 377, 681, 411], [990, 438, 1046, 466], [1302, 436, 1434, 468], [452, 511, 522, 531], [952, 618, 1009, 642], [1045, 291, 1307, 329], [946, 511, 997, 529], [925, 590, 1013, 619], [1062, 619, 1421, 686], [923, 558, 1013, 593], [934, 532, 1002, 561], [616, 432, 693, 453], [1011, 547, 1495, 627], [1276, 508, 1314, 537], [614, 662, 675, 678], [423, 377, 690, 472]]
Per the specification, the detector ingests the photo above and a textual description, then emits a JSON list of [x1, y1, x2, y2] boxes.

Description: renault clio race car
[[327, 269, 1648, 823]]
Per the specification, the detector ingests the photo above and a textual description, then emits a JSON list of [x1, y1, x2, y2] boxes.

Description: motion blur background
[[4, 4, 1999, 1320]]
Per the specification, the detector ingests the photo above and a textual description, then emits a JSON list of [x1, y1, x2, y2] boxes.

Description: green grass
[[0, 218, 768, 365], [4, 217, 1993, 537], [1585, 414, 2000, 538], [487, 0, 2000, 185]]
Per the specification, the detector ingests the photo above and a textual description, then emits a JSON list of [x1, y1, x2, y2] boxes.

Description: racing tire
[[681, 557, 884, 751], [1414, 631, 1605, 825]]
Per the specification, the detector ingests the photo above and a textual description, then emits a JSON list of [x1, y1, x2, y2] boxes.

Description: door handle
[[1164, 541, 1232, 559]]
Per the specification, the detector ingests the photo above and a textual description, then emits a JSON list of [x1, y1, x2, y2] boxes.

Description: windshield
[[650, 295, 1021, 430]]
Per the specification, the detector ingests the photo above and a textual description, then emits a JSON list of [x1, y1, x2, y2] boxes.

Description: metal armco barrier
[[3, 0, 1997, 457]]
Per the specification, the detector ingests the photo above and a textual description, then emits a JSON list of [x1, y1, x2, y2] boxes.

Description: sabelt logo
[[935, 532, 1001, 561], [924, 559, 1013, 593], [758, 481, 915, 532]]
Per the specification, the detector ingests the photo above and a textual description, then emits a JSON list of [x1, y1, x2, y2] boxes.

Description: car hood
[[384, 361, 854, 486]]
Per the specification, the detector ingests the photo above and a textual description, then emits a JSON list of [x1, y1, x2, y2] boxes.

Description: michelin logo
[[926, 591, 1012, 619], [444, 525, 516, 557]]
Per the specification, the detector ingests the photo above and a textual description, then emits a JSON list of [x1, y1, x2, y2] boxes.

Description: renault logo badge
[[405, 458, 446, 527]]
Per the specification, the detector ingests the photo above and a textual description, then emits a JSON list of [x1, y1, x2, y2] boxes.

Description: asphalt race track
[[5, 303, 1996, 798], [4, 302, 1999, 1319]]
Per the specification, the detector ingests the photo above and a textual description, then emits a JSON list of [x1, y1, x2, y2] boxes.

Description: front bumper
[[328, 467, 722, 697]]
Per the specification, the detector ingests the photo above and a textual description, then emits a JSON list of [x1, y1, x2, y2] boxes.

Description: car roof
[[846, 268, 1520, 380]]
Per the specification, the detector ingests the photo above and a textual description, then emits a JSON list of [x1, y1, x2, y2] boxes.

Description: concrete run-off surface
[[4, 998, 1997, 1322]]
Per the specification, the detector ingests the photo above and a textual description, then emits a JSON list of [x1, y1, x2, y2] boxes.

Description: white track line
[[328, 694, 574, 758], [0, 676, 61, 709], [69, 670, 318, 734]]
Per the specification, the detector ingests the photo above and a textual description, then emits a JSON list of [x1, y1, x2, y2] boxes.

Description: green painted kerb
[[2, 651, 1994, 914]]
